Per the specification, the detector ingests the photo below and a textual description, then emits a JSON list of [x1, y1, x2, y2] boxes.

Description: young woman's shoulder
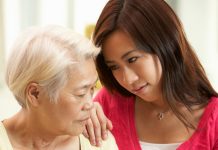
[[178, 96, 218, 149], [94, 87, 134, 105], [208, 96, 218, 115], [94, 87, 126, 100], [93, 87, 135, 113], [198, 96, 218, 130]]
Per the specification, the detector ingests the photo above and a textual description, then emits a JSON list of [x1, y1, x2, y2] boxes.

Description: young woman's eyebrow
[[105, 49, 138, 64], [121, 49, 138, 59]]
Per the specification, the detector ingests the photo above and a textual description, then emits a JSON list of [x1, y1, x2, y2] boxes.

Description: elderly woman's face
[[37, 58, 98, 136]]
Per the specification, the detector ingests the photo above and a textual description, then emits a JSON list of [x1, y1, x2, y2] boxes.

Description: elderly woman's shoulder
[[79, 132, 118, 150], [0, 121, 13, 150]]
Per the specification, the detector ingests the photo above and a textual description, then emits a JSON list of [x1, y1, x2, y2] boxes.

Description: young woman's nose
[[122, 67, 138, 84]]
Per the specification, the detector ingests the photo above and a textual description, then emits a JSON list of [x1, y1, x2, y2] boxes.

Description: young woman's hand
[[83, 102, 113, 146]]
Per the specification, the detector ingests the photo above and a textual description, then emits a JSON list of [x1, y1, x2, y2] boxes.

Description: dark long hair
[[93, 0, 218, 129]]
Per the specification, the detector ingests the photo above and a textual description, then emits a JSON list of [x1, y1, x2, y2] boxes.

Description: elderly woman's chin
[[64, 121, 88, 136]]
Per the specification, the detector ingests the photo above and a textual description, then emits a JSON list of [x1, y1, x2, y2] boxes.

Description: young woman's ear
[[26, 82, 40, 107]]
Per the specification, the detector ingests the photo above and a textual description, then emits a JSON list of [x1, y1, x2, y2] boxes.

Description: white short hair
[[5, 25, 99, 107]]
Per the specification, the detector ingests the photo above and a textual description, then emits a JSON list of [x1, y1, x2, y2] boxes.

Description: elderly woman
[[0, 26, 118, 150]]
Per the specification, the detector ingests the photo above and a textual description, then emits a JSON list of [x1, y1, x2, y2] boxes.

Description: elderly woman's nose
[[82, 100, 94, 111]]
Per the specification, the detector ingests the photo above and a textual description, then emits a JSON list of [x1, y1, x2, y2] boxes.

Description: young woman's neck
[[136, 96, 169, 112]]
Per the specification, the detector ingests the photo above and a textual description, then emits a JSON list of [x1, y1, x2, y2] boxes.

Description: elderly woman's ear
[[26, 82, 40, 107]]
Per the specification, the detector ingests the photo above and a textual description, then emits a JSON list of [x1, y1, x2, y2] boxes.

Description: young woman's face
[[37, 58, 98, 136], [102, 30, 163, 102]]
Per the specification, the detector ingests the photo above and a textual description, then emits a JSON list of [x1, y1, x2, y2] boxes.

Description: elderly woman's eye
[[90, 86, 95, 97], [77, 94, 86, 98]]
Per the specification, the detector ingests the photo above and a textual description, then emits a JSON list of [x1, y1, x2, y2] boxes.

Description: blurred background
[[0, 0, 217, 120]]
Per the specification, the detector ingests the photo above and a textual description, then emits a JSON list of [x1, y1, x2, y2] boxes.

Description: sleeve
[[214, 116, 218, 149], [214, 98, 218, 149], [214, 140, 218, 150], [93, 88, 105, 106], [93, 87, 111, 116]]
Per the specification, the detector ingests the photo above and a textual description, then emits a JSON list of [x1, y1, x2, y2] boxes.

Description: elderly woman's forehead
[[69, 59, 96, 74], [66, 59, 97, 88]]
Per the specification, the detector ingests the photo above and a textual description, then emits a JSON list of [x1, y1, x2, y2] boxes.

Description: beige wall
[[0, 0, 5, 89]]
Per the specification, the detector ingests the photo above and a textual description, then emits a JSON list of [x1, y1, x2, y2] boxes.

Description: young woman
[[86, 0, 218, 149]]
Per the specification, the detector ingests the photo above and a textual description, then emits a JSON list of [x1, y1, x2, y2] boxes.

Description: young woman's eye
[[128, 57, 138, 63], [108, 65, 119, 71]]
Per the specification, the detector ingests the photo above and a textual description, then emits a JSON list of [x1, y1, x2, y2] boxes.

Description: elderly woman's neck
[[3, 110, 80, 149]]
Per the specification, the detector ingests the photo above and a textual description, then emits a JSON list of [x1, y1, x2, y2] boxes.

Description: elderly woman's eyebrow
[[77, 77, 99, 90]]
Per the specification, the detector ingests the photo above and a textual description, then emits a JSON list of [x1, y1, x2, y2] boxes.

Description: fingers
[[94, 103, 108, 140], [82, 128, 89, 139], [84, 105, 102, 146], [106, 118, 113, 131], [91, 103, 103, 146], [84, 102, 113, 147], [86, 118, 96, 146]]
